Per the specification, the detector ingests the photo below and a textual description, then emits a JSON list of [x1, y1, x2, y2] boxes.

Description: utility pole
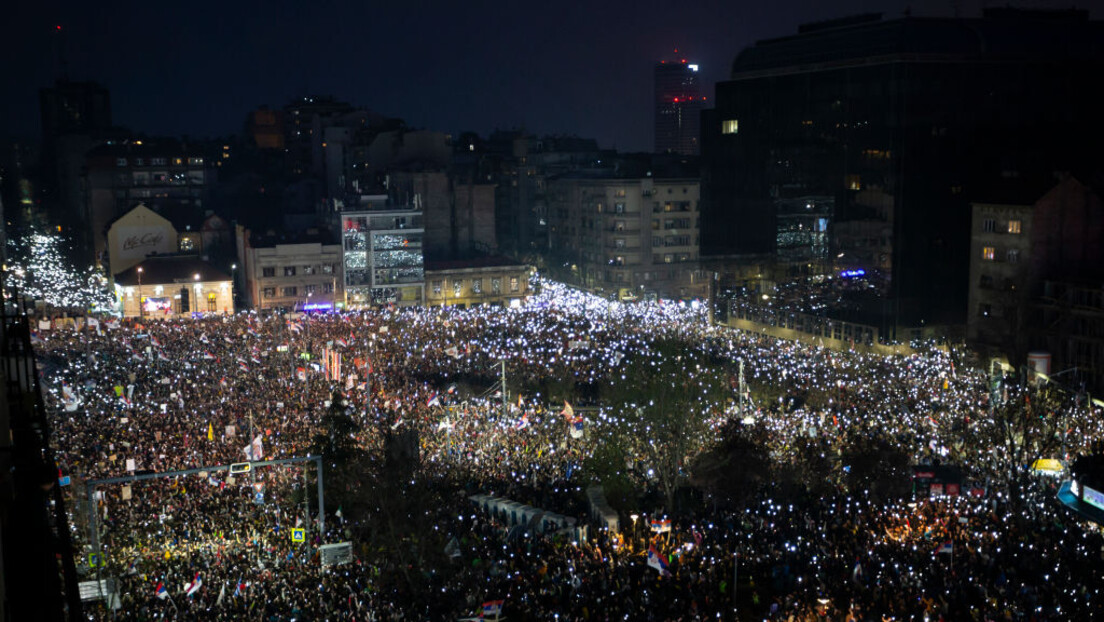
[[500, 360, 508, 421], [738, 359, 747, 418]]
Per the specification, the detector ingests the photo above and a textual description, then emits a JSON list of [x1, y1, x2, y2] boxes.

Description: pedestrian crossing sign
[[292, 528, 305, 543], [88, 552, 103, 568]]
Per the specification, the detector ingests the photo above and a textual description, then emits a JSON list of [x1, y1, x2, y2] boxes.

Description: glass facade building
[[341, 208, 425, 306]]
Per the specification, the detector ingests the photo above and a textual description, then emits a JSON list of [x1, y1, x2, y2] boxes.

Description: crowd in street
[[35, 279, 1104, 620]]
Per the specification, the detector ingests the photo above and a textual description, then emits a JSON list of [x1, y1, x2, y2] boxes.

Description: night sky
[[2, 0, 1091, 152]]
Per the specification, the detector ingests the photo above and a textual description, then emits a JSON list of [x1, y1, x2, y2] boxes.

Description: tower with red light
[[654, 52, 702, 155]]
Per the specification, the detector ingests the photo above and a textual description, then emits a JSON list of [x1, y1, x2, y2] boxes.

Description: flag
[[515, 414, 529, 430], [336, 338, 348, 348], [155, 582, 168, 600], [647, 545, 671, 576], [481, 600, 505, 618], [233, 577, 245, 597], [203, 351, 216, 360], [296, 367, 307, 382], [570, 416, 584, 439], [207, 422, 214, 442], [935, 541, 953, 555], [561, 400, 574, 420], [216, 581, 226, 606], [185, 572, 202, 596], [427, 392, 440, 407], [287, 321, 302, 333], [650, 519, 672, 533], [444, 346, 461, 359], [238, 361, 249, 373], [851, 559, 863, 583]]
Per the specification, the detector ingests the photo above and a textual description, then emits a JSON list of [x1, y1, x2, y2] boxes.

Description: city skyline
[[0, 0, 1074, 151]]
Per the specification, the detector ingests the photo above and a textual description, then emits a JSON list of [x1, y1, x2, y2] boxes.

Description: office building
[[702, 9, 1104, 337], [654, 59, 703, 155], [340, 205, 425, 307]]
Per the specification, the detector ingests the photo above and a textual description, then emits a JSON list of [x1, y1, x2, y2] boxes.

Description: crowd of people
[[34, 279, 1104, 620]]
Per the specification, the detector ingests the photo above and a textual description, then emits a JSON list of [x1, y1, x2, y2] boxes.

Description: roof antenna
[[53, 24, 69, 81]]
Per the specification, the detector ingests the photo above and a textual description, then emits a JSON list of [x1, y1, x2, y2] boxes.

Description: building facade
[[113, 256, 233, 318], [424, 258, 532, 308], [654, 60, 703, 155], [966, 202, 1033, 351], [340, 207, 425, 307], [546, 176, 707, 300], [701, 9, 1104, 337], [240, 230, 344, 311], [967, 177, 1104, 392], [105, 203, 179, 275]]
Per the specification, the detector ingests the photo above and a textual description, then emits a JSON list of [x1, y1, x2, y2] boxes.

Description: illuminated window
[[1008, 220, 1022, 234], [509, 277, 520, 293], [179, 237, 195, 251], [263, 287, 275, 298], [722, 119, 739, 134], [491, 278, 502, 294], [846, 175, 862, 191], [432, 281, 442, 295], [472, 279, 482, 294], [982, 246, 995, 261], [453, 280, 463, 296]]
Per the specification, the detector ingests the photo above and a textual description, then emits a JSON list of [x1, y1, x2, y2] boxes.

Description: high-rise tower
[[654, 57, 702, 155]]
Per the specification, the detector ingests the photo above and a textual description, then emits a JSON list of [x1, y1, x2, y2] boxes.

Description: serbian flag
[[650, 518, 672, 533], [233, 577, 245, 597], [296, 367, 307, 382], [646, 545, 671, 576], [238, 361, 250, 373], [569, 416, 584, 439], [934, 541, 953, 555], [515, 414, 529, 430], [184, 572, 202, 596], [287, 321, 302, 333], [426, 392, 440, 407], [561, 401, 574, 420], [481, 600, 504, 618], [155, 581, 168, 600]]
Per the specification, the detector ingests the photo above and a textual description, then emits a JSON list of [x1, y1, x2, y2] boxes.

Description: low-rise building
[[424, 257, 532, 308], [113, 255, 232, 318]]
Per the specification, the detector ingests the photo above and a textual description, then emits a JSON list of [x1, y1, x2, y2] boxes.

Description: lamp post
[[231, 263, 237, 311], [629, 513, 639, 551], [194, 273, 201, 315], [136, 266, 143, 319]]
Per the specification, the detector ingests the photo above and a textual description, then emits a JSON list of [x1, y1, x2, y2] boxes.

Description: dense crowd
[[35, 279, 1104, 620]]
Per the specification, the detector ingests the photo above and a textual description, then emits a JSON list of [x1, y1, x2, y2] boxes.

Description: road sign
[[230, 462, 251, 474], [291, 528, 305, 543], [88, 552, 103, 568]]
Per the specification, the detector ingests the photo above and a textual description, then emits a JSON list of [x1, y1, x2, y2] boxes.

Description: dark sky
[[2, 0, 1094, 152]]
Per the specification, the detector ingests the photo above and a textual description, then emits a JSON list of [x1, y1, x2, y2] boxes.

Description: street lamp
[[231, 263, 237, 310], [136, 266, 143, 318], [629, 513, 639, 551]]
